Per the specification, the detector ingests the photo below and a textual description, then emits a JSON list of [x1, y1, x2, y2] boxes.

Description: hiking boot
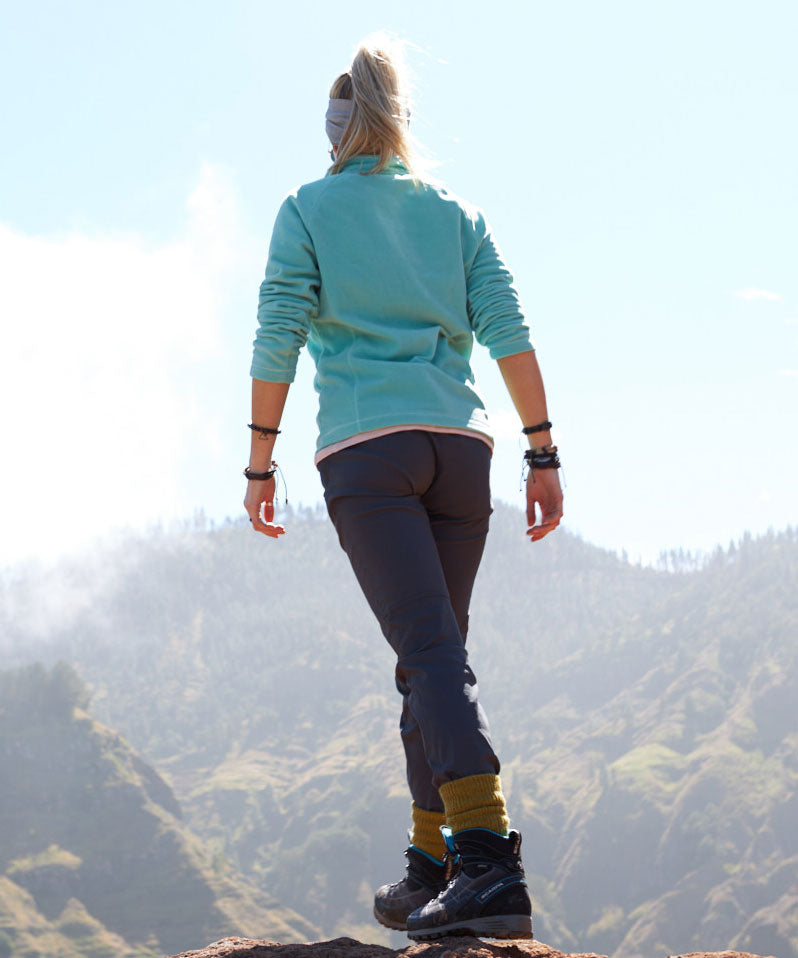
[[373, 845, 456, 930], [406, 827, 533, 940]]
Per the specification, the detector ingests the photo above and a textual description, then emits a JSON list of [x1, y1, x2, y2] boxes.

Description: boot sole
[[373, 905, 407, 931], [407, 913, 533, 941]]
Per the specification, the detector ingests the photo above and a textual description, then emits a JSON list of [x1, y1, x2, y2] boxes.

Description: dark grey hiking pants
[[317, 430, 500, 813]]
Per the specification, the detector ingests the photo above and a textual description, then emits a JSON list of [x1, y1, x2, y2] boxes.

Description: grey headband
[[326, 98, 354, 146]]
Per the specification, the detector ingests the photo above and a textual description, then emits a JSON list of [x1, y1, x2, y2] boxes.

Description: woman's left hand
[[526, 467, 563, 542], [244, 478, 286, 538]]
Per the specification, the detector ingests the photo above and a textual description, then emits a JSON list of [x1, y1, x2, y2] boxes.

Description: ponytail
[[328, 34, 417, 176]]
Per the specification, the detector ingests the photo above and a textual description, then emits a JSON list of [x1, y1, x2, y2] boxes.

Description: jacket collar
[[331, 154, 408, 175]]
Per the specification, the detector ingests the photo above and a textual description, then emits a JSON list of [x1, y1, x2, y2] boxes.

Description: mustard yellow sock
[[439, 773, 510, 836], [410, 803, 447, 860]]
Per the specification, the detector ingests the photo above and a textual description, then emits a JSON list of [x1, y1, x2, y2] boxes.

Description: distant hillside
[[0, 663, 317, 957], [1, 506, 796, 958]]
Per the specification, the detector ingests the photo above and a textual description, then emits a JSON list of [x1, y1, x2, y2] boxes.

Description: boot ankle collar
[[448, 827, 523, 862]]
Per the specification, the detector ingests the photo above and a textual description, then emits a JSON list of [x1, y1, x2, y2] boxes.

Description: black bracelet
[[524, 448, 561, 469], [248, 423, 281, 437], [521, 446, 565, 490], [524, 446, 557, 462], [244, 464, 277, 481], [522, 420, 552, 435]]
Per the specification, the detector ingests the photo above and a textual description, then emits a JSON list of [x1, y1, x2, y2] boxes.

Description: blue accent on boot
[[440, 825, 458, 857], [453, 826, 510, 838]]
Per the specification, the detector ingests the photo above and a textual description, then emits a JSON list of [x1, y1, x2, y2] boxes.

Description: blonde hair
[[328, 34, 417, 176]]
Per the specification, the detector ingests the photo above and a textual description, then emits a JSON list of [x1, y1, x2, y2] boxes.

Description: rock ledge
[[168, 935, 777, 958]]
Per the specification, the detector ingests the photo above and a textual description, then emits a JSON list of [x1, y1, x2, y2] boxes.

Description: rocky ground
[[168, 935, 777, 958]]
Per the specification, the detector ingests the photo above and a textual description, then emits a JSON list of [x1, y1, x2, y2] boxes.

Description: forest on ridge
[[1, 505, 796, 957]]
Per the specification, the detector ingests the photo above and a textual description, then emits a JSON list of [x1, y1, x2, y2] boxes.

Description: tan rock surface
[[168, 935, 777, 958]]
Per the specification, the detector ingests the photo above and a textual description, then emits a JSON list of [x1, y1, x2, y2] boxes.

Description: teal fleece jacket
[[251, 154, 534, 452]]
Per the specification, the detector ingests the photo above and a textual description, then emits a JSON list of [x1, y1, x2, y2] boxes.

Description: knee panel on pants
[[376, 591, 466, 659]]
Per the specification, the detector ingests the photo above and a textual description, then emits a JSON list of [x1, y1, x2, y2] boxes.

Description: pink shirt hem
[[314, 425, 494, 467]]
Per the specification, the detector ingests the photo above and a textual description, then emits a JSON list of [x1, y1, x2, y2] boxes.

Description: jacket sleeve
[[465, 215, 535, 360], [250, 194, 320, 383]]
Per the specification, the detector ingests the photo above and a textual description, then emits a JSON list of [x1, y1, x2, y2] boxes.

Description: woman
[[243, 35, 563, 942]]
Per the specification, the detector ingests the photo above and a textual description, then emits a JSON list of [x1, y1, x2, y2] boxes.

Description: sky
[[1, 0, 796, 568]]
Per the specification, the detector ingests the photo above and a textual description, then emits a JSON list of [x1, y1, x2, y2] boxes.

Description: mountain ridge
[[1, 508, 795, 956]]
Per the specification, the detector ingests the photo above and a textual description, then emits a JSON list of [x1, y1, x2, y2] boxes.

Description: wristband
[[249, 423, 281, 438], [244, 464, 277, 481], [522, 420, 552, 435]]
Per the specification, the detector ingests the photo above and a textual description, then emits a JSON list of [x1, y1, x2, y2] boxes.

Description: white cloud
[[0, 164, 252, 565], [488, 408, 525, 440], [733, 287, 782, 302], [488, 408, 562, 445], [777, 369, 798, 377]]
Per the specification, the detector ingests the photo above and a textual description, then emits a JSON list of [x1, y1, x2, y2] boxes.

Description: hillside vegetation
[[0, 663, 316, 957], [1, 505, 796, 958]]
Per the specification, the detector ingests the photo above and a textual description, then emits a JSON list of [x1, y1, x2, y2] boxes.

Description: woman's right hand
[[244, 477, 286, 538], [526, 468, 563, 542]]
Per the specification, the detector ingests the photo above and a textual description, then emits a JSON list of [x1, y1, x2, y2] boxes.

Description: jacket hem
[[315, 411, 493, 453]]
